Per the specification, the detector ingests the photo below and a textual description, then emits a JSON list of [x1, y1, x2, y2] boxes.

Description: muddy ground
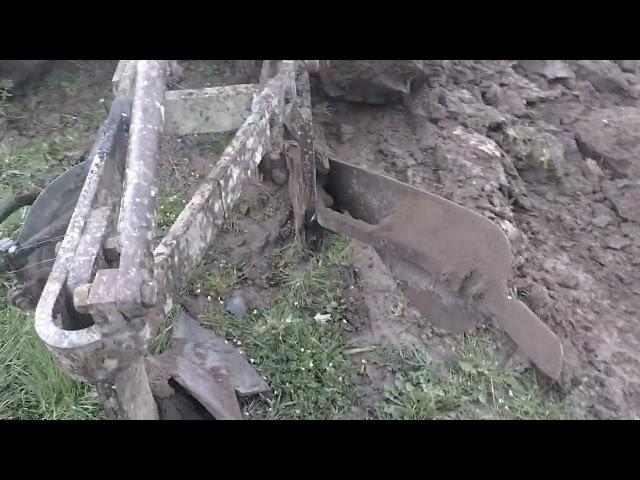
[[308, 60, 640, 419], [2, 60, 639, 419]]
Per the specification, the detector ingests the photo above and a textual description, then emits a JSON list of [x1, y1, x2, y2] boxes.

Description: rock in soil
[[573, 60, 631, 95], [574, 106, 640, 179], [224, 292, 248, 319]]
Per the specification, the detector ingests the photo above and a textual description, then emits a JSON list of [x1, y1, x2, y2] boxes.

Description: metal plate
[[18, 160, 90, 244], [317, 158, 563, 380]]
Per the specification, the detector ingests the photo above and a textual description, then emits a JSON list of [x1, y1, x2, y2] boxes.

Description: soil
[[5, 60, 640, 419], [309, 60, 640, 419]]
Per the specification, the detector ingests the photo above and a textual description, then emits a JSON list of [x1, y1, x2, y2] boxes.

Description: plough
[[0, 60, 564, 419]]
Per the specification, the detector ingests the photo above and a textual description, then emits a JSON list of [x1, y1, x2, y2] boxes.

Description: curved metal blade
[[317, 158, 563, 380], [18, 160, 90, 244]]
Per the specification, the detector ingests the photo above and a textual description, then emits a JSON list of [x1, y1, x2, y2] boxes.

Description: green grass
[[151, 229, 570, 420], [0, 62, 109, 420], [193, 234, 358, 419], [156, 187, 188, 233], [374, 336, 570, 420], [211, 131, 235, 156], [0, 278, 103, 419]]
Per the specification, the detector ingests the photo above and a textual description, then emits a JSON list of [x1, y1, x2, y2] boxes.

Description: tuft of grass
[[148, 305, 184, 356], [198, 234, 358, 419], [155, 188, 188, 233], [0, 61, 111, 420], [0, 290, 104, 419], [211, 131, 235, 156], [185, 256, 246, 300], [269, 235, 351, 314], [374, 335, 571, 420]]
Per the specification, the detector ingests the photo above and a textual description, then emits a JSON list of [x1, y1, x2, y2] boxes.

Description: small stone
[[557, 272, 580, 290], [270, 167, 288, 186], [338, 124, 355, 143], [592, 214, 613, 228], [518, 60, 575, 81], [483, 84, 501, 107], [575, 60, 630, 95], [224, 292, 248, 319], [614, 60, 640, 74], [621, 222, 640, 242], [605, 235, 630, 250], [502, 90, 527, 117]]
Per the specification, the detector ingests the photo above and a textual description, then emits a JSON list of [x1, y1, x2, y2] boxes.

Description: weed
[[156, 188, 188, 233], [374, 336, 570, 420], [197, 234, 358, 419], [269, 235, 351, 314], [0, 293, 103, 419], [149, 305, 183, 356], [211, 131, 235, 156], [185, 256, 246, 299]]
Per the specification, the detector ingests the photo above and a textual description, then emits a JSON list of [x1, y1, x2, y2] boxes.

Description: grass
[[0, 277, 104, 419], [0, 61, 110, 420], [374, 336, 571, 420], [156, 187, 188, 234], [192, 234, 359, 419]]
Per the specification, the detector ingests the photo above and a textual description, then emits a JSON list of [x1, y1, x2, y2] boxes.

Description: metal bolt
[[73, 283, 93, 314]]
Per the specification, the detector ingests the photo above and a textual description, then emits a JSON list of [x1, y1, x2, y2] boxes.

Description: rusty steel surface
[[116, 60, 168, 316], [35, 98, 136, 378]]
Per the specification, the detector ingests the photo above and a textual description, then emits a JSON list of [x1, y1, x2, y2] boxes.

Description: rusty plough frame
[[33, 60, 319, 419]]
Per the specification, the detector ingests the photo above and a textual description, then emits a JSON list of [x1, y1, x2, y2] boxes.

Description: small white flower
[[294, 301, 299, 306], [314, 312, 331, 324], [262, 375, 267, 380], [253, 309, 258, 314], [508, 389, 514, 397], [498, 398, 504, 404], [295, 409, 300, 414], [300, 347, 305, 352], [250, 358, 255, 363], [339, 376, 343, 382], [309, 361, 314, 368], [301, 367, 306, 371], [328, 362, 333, 367], [207, 296, 212, 301], [342, 319, 347, 324], [236, 340, 242, 346], [361, 358, 367, 364]]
